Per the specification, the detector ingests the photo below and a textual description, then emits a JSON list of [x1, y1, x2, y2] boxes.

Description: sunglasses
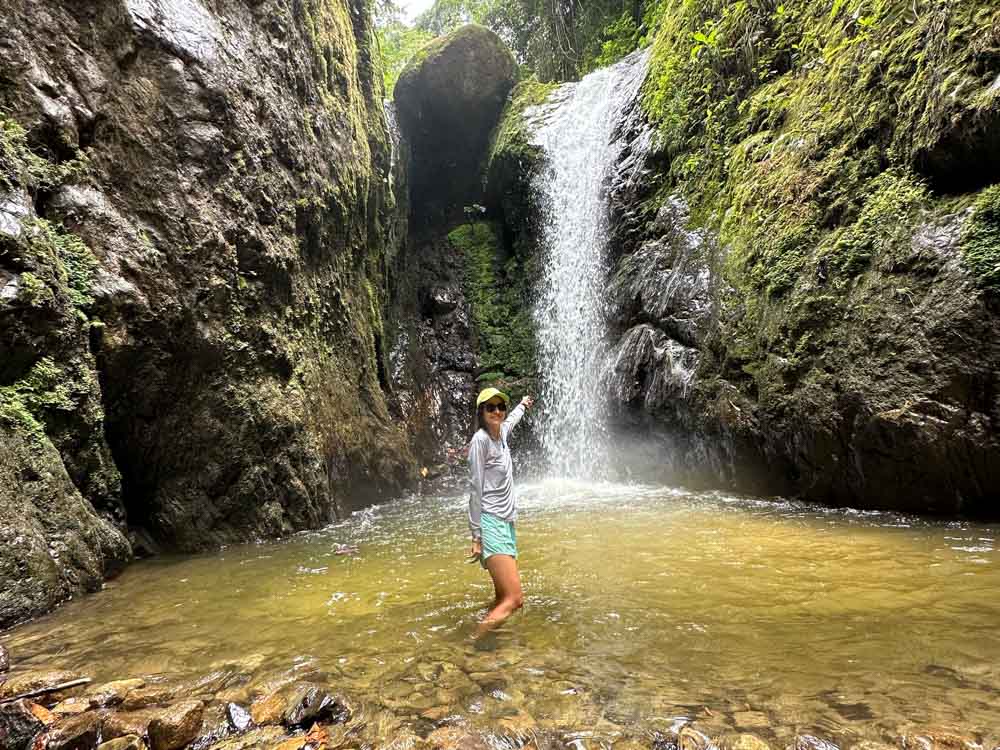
[[483, 402, 508, 414]]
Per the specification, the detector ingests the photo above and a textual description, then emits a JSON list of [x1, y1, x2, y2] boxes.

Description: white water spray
[[531, 51, 649, 477]]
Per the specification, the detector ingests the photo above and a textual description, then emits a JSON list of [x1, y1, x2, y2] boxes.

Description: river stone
[[426, 726, 491, 750], [202, 725, 288, 750], [789, 736, 840, 750], [98, 735, 148, 750], [280, 683, 351, 727], [86, 678, 147, 708], [900, 732, 982, 750], [0, 670, 86, 702], [720, 734, 772, 750], [121, 685, 177, 710], [28, 701, 57, 726], [249, 691, 286, 726], [52, 698, 91, 716], [680, 727, 720, 750], [0, 644, 9, 672], [103, 708, 159, 740], [849, 743, 896, 750], [0, 700, 44, 750], [226, 702, 253, 733], [147, 700, 204, 750], [38, 710, 103, 750]]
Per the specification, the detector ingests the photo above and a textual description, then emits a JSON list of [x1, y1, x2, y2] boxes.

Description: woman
[[467, 387, 534, 633]]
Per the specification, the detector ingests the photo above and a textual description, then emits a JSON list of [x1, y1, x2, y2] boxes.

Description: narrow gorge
[[1, 0, 999, 749]]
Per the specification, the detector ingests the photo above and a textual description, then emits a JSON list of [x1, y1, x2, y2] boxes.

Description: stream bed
[[3, 481, 999, 746]]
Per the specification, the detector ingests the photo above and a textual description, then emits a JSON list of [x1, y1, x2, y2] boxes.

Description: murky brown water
[[3, 481, 999, 745]]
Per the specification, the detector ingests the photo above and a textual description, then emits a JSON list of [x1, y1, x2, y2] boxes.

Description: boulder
[[0, 700, 44, 750], [394, 25, 516, 221], [147, 700, 204, 750]]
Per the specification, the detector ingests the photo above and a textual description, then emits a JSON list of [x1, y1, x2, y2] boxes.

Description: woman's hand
[[520, 395, 535, 410], [469, 539, 482, 560]]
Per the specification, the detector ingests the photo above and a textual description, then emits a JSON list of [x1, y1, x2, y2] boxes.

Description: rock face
[[394, 24, 516, 223], [388, 28, 534, 468], [601, 0, 1000, 513], [0, 0, 414, 626], [484, 2, 1000, 515]]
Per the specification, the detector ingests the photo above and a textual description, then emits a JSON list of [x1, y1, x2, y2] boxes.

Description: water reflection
[[3, 482, 999, 744]]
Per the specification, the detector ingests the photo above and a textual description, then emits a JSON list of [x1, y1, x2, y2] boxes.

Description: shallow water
[[4, 481, 1000, 745]]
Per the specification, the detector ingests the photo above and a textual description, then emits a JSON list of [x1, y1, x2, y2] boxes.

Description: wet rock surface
[[0, 700, 45, 750], [0, 0, 416, 627]]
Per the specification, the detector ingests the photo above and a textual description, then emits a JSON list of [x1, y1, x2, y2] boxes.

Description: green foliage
[[0, 116, 90, 191], [0, 357, 75, 441], [961, 185, 1000, 294], [448, 221, 535, 376], [637, 0, 1000, 402], [377, 21, 434, 96]]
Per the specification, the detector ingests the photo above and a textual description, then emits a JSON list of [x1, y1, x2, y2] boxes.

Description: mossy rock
[[395, 24, 516, 220]]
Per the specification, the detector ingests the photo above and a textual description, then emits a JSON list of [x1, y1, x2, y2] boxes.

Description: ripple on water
[[2, 483, 999, 744]]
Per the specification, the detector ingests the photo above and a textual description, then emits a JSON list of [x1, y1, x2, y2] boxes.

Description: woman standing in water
[[467, 387, 534, 633]]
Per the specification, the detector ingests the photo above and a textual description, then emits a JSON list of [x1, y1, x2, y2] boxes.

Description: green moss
[[488, 77, 557, 165], [448, 221, 535, 377], [0, 357, 76, 443], [961, 185, 1000, 294], [0, 115, 89, 191], [637, 0, 1000, 397]]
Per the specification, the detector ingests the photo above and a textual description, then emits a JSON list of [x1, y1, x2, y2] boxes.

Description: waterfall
[[532, 50, 649, 477]]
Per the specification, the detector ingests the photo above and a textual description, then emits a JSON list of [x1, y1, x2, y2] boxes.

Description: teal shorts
[[480, 512, 517, 568]]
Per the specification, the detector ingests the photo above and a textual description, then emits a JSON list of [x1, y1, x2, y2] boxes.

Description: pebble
[[0, 644, 9, 673]]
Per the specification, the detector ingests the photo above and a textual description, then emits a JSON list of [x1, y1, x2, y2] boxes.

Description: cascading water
[[532, 50, 649, 477]]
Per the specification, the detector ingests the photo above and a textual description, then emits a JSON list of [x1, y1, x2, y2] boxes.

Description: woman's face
[[483, 397, 508, 429]]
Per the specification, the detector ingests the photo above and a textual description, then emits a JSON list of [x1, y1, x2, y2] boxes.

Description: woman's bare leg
[[477, 554, 523, 636]]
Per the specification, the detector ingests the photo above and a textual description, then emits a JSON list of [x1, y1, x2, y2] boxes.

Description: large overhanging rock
[[394, 24, 516, 223]]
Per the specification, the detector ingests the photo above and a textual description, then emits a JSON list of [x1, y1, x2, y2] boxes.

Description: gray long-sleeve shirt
[[468, 403, 526, 540]]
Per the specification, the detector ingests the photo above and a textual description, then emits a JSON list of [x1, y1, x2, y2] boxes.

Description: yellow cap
[[476, 387, 510, 408]]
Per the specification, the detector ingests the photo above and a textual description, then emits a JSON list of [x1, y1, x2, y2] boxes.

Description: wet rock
[[226, 703, 253, 733], [426, 287, 460, 316], [680, 727, 720, 750], [249, 691, 285, 726], [86, 679, 146, 708], [730, 711, 770, 730], [103, 709, 158, 740], [121, 686, 176, 710], [97, 736, 147, 750], [0, 644, 9, 672], [899, 732, 982, 750], [38, 710, 102, 750], [0, 671, 87, 704], [0, 700, 44, 750], [201, 726, 288, 750], [147, 700, 204, 750], [395, 25, 516, 219], [789, 737, 839, 750], [189, 702, 230, 750], [720, 735, 772, 750], [51, 699, 91, 716], [27, 702, 57, 727], [849, 743, 896, 750], [426, 726, 491, 750], [281, 684, 351, 727]]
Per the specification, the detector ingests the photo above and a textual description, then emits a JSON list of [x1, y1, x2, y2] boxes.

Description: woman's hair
[[473, 403, 486, 434]]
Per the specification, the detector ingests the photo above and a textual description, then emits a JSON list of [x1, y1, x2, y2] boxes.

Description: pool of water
[[3, 481, 999, 745]]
